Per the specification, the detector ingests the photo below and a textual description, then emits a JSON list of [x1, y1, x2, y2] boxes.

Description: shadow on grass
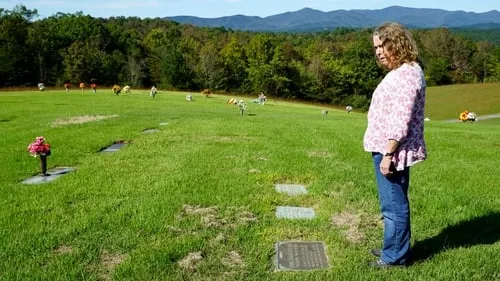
[[411, 212, 500, 264]]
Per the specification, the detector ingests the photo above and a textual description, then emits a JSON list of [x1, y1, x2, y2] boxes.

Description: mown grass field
[[0, 86, 499, 281], [425, 82, 500, 120]]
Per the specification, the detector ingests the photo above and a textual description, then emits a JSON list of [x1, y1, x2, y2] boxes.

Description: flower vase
[[39, 154, 49, 176]]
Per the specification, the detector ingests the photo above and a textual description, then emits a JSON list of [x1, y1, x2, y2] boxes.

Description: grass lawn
[[425, 82, 500, 120], [0, 88, 499, 281]]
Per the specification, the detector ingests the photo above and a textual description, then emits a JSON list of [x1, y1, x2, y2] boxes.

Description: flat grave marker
[[23, 167, 76, 185], [101, 142, 127, 153], [275, 241, 329, 271], [276, 206, 316, 220], [159, 122, 169, 126], [275, 184, 308, 196], [143, 129, 160, 133]]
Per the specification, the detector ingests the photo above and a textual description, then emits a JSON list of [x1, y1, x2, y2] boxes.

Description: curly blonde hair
[[373, 22, 419, 69]]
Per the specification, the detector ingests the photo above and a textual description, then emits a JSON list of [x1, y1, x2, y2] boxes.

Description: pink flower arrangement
[[27, 136, 51, 157]]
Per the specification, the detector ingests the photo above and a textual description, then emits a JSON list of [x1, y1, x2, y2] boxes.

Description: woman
[[363, 22, 427, 267]]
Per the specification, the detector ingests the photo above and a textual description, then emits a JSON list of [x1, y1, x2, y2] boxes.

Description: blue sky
[[1, 0, 499, 19]]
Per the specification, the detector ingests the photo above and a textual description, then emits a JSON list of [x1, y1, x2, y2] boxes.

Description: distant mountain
[[165, 6, 500, 32]]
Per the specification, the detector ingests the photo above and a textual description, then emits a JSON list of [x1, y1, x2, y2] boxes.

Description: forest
[[1, 5, 500, 109]]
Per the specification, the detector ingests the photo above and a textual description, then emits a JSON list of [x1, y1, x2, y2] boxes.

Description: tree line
[[1, 5, 500, 110]]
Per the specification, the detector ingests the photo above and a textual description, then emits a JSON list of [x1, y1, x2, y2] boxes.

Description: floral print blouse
[[363, 62, 427, 171]]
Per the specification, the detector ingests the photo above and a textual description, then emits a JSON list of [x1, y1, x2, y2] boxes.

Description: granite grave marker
[[275, 184, 308, 196], [275, 241, 328, 271], [276, 206, 316, 220], [101, 142, 127, 153], [23, 167, 76, 185]]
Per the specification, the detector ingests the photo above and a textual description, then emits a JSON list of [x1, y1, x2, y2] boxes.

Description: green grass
[[0, 89, 499, 281], [426, 82, 500, 120]]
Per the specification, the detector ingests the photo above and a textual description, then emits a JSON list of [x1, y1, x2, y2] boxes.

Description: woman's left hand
[[380, 156, 393, 177]]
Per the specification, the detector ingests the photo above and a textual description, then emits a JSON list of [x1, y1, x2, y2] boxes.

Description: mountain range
[[166, 6, 500, 32]]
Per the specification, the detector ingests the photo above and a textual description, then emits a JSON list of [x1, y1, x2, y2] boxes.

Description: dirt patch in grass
[[342, 181, 355, 188], [213, 233, 227, 243], [182, 205, 223, 228], [201, 135, 255, 143], [324, 181, 355, 196], [331, 211, 364, 243], [203, 214, 227, 228], [322, 190, 344, 199], [97, 250, 128, 281], [178, 251, 203, 270], [227, 206, 258, 225], [370, 214, 384, 228], [53, 245, 73, 254], [307, 150, 334, 158], [174, 206, 257, 277], [222, 251, 245, 268], [331, 211, 383, 243], [51, 114, 119, 127], [180, 205, 224, 228], [183, 205, 218, 215], [167, 225, 183, 234], [236, 210, 258, 225], [180, 205, 257, 230]]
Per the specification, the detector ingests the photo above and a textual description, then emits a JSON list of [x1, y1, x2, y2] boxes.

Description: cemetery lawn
[[425, 82, 500, 121], [0, 88, 499, 281]]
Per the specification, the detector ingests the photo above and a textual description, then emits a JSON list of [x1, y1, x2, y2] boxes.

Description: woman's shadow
[[410, 212, 500, 264]]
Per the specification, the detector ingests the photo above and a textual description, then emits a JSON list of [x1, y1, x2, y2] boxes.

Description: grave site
[[0, 89, 499, 281]]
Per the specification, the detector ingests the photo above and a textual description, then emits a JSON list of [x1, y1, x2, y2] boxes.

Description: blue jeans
[[372, 153, 411, 265]]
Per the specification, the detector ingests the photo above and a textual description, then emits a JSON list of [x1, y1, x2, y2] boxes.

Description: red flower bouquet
[[27, 136, 51, 157]]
